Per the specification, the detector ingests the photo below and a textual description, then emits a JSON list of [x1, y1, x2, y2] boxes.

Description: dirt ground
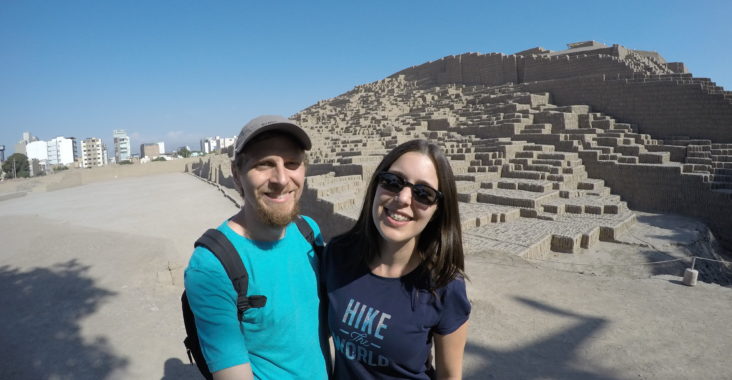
[[0, 172, 730, 379]]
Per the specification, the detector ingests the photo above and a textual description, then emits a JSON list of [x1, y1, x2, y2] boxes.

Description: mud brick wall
[[520, 54, 636, 83], [581, 157, 732, 247], [519, 76, 732, 143], [392, 53, 518, 86]]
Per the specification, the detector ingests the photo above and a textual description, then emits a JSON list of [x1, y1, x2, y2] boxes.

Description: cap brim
[[236, 122, 312, 154]]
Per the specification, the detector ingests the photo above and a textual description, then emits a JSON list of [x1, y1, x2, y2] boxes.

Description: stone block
[[551, 234, 582, 253]]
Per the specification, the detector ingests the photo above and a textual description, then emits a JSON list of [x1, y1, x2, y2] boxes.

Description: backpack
[[181, 216, 323, 379]]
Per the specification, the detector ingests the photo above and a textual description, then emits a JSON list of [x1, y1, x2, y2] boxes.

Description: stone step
[[468, 165, 500, 173], [476, 188, 560, 209], [614, 144, 645, 156], [459, 202, 521, 229], [712, 155, 732, 162], [455, 171, 502, 182], [493, 179, 556, 193], [683, 164, 713, 173], [685, 157, 713, 165], [577, 178, 605, 191], [502, 168, 546, 180], [638, 152, 670, 164], [522, 144, 555, 152], [711, 174, 732, 183], [618, 156, 639, 164], [536, 152, 579, 161]]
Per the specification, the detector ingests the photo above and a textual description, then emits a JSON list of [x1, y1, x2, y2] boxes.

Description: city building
[[140, 143, 162, 159], [113, 129, 131, 162], [46, 136, 75, 166], [14, 131, 39, 156], [0, 145, 5, 162], [80, 137, 107, 168], [200, 136, 235, 154], [26, 140, 49, 162]]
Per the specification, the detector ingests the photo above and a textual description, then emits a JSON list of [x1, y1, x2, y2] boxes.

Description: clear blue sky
[[2, 0, 730, 156]]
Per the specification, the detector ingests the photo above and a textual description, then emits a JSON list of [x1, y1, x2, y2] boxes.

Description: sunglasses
[[376, 172, 442, 206]]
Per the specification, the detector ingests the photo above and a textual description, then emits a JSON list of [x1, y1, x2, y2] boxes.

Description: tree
[[2, 153, 30, 178], [152, 156, 167, 162], [177, 147, 191, 158]]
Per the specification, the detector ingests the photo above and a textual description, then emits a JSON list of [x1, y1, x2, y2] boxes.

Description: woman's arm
[[434, 321, 469, 380], [213, 363, 254, 380]]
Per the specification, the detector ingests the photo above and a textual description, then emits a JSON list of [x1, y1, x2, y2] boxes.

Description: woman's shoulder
[[444, 274, 467, 293], [324, 234, 357, 257]]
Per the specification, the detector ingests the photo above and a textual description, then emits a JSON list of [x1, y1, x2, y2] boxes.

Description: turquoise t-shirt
[[184, 216, 329, 379]]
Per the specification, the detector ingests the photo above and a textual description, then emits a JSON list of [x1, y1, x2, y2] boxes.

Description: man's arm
[[213, 363, 254, 380], [185, 250, 251, 376]]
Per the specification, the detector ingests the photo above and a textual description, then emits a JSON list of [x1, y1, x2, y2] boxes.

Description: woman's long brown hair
[[332, 139, 465, 290]]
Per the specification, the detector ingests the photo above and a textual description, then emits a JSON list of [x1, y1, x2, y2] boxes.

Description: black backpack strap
[[295, 216, 324, 258], [194, 229, 266, 320]]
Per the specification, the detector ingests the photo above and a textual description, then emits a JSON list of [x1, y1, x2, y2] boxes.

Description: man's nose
[[270, 163, 288, 186]]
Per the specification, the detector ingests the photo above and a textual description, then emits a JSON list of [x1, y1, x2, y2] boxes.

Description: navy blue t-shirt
[[322, 240, 471, 379]]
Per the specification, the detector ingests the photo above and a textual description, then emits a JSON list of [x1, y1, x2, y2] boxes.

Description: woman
[[322, 139, 470, 379]]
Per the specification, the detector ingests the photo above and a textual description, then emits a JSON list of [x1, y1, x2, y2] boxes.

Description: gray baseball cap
[[233, 115, 312, 156]]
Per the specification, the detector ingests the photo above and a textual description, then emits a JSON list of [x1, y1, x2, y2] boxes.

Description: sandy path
[[0, 173, 233, 379]]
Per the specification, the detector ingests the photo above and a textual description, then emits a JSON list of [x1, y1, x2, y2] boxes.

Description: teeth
[[387, 209, 411, 222]]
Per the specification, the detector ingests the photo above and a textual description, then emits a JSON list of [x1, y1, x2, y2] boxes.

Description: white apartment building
[[26, 140, 49, 162], [80, 137, 107, 168], [113, 129, 131, 162], [47, 137, 75, 166], [200, 136, 236, 154]]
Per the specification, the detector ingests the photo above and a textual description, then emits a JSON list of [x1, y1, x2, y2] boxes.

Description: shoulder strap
[[295, 216, 323, 258], [194, 229, 266, 321]]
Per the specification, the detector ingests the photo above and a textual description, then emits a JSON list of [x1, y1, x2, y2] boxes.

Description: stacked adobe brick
[[381, 41, 732, 250]]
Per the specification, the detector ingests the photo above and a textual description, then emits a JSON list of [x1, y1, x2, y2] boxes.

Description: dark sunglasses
[[376, 172, 442, 206]]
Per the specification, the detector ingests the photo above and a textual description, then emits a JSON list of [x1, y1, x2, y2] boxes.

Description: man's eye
[[285, 161, 302, 169], [255, 162, 274, 169]]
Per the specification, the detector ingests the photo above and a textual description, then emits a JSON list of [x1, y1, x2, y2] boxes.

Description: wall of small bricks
[[581, 157, 732, 247], [392, 52, 732, 143]]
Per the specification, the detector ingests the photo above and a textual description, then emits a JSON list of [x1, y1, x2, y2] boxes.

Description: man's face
[[235, 135, 306, 227]]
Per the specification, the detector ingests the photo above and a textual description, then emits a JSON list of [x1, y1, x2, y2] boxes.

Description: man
[[184, 115, 328, 380]]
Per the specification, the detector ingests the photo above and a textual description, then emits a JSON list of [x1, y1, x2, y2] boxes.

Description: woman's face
[[371, 151, 439, 248]]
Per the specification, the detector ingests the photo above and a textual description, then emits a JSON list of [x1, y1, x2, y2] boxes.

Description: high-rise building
[[113, 129, 131, 162], [47, 137, 75, 166], [80, 138, 107, 168], [0, 145, 5, 162], [200, 136, 236, 154], [69, 137, 79, 163]]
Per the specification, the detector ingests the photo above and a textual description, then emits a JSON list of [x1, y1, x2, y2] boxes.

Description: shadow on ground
[[464, 296, 618, 380], [161, 358, 202, 380], [0, 260, 129, 379]]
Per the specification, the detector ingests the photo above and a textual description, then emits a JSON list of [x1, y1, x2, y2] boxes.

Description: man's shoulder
[[297, 214, 320, 231], [186, 221, 231, 272]]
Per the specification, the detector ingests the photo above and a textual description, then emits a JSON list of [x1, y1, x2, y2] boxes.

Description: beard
[[253, 194, 300, 227]]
